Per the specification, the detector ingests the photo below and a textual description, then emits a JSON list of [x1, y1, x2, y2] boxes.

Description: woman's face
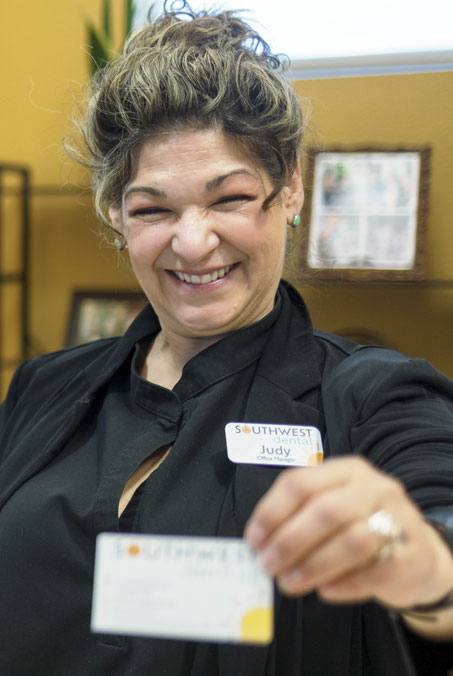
[[111, 128, 303, 339]]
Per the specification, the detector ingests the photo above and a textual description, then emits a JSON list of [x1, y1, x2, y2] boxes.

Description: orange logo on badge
[[128, 544, 141, 557], [307, 452, 323, 466], [241, 424, 252, 433]]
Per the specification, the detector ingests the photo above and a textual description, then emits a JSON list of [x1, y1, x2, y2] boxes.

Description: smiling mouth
[[171, 264, 235, 285]]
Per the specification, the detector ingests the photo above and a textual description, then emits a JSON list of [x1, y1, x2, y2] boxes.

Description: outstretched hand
[[245, 457, 453, 611]]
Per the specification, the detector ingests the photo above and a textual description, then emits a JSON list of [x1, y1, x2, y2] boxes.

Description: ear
[[282, 159, 304, 219], [108, 206, 124, 235]]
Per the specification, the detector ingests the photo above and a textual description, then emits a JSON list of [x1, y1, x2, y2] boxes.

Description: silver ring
[[367, 510, 405, 562]]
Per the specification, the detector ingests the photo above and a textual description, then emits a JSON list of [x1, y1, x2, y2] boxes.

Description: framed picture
[[65, 290, 148, 347], [301, 146, 430, 280]]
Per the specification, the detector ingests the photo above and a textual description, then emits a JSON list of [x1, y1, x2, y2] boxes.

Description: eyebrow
[[205, 169, 259, 191], [124, 169, 259, 200], [124, 186, 166, 200]]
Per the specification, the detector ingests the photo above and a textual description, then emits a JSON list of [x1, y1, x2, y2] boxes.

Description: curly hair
[[76, 1, 304, 225]]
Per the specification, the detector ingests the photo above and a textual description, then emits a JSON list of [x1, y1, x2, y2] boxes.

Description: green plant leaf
[[102, 0, 112, 41], [85, 1, 135, 77], [125, 0, 135, 40], [86, 21, 111, 76]]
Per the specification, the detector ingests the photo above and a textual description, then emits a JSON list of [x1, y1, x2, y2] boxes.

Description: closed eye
[[216, 195, 257, 204], [128, 207, 170, 217], [214, 194, 257, 207]]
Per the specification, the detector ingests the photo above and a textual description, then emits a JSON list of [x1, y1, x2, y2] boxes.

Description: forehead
[[128, 127, 267, 186]]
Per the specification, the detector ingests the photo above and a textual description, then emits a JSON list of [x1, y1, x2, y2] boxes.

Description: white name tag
[[91, 533, 273, 645], [225, 422, 323, 467]]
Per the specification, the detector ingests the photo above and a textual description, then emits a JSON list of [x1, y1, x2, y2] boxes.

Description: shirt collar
[[128, 294, 282, 402], [173, 294, 282, 400], [82, 281, 317, 402]]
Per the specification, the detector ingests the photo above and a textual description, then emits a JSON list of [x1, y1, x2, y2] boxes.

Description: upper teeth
[[174, 265, 233, 284]]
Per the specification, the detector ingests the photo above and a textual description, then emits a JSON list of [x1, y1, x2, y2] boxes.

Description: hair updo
[[77, 0, 304, 225]]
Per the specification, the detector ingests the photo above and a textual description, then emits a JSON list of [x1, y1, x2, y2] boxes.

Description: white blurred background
[[133, 0, 453, 76]]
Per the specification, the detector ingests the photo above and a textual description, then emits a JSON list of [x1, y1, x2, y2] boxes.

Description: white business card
[[91, 533, 273, 645], [225, 422, 324, 467]]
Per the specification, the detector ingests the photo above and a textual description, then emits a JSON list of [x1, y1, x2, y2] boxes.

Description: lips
[[172, 264, 234, 285]]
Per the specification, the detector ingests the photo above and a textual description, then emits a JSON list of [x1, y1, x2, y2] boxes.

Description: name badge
[[225, 422, 323, 467], [91, 533, 273, 645]]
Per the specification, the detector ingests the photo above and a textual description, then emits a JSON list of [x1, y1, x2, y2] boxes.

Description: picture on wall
[[65, 291, 147, 348], [301, 146, 430, 280]]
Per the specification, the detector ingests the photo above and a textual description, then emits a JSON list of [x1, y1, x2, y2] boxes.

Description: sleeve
[[0, 344, 90, 461], [322, 348, 453, 671], [322, 347, 453, 509]]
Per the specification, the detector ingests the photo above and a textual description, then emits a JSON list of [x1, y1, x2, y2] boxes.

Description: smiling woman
[[1, 2, 453, 675], [109, 128, 301, 350]]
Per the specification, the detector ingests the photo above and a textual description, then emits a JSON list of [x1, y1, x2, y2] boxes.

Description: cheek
[[128, 230, 169, 267], [250, 226, 287, 266], [230, 214, 286, 255]]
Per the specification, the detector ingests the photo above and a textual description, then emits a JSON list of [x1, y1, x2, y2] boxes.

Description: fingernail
[[259, 547, 280, 575], [280, 569, 306, 589], [245, 522, 266, 548]]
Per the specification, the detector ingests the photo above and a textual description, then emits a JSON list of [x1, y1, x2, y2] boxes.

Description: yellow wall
[[0, 0, 136, 393], [1, 1, 452, 397], [290, 74, 453, 376]]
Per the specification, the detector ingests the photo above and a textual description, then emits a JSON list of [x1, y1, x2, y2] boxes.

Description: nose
[[170, 209, 220, 264]]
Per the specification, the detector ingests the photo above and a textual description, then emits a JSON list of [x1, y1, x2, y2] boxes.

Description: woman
[[1, 3, 452, 674]]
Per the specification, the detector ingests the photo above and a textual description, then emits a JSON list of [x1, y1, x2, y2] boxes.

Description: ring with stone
[[367, 510, 406, 562]]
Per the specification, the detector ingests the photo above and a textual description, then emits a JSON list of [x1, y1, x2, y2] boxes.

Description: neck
[[143, 328, 226, 390]]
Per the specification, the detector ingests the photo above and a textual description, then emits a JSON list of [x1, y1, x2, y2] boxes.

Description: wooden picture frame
[[65, 290, 147, 347], [300, 146, 430, 281]]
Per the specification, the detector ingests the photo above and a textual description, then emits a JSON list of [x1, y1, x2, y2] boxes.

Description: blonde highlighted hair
[[75, 1, 304, 225]]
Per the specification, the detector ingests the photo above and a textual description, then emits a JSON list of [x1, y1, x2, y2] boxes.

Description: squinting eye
[[128, 207, 169, 218], [215, 194, 257, 207]]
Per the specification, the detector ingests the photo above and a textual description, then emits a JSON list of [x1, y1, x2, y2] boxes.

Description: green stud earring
[[113, 237, 127, 252], [291, 214, 301, 228]]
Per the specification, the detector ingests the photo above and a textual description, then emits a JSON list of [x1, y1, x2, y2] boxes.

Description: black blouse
[[1, 282, 452, 676]]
